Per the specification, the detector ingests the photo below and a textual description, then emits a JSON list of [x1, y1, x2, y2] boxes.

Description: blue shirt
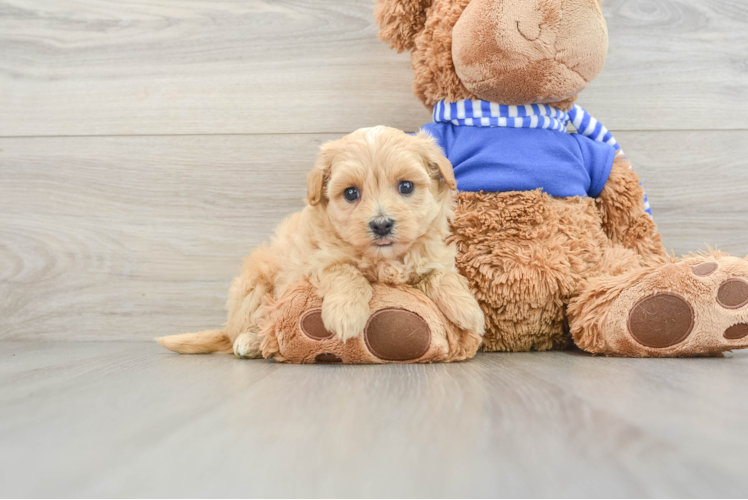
[[421, 122, 616, 198]]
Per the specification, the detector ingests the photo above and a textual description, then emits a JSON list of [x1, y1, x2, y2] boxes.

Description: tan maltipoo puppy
[[158, 126, 485, 358]]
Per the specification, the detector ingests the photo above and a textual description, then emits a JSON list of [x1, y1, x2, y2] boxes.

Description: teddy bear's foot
[[260, 280, 479, 363], [571, 253, 748, 357]]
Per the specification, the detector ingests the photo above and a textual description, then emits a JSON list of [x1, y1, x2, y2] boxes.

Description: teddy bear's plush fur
[[375, 0, 748, 356]]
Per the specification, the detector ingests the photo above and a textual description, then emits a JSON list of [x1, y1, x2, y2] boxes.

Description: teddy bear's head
[[375, 0, 608, 109]]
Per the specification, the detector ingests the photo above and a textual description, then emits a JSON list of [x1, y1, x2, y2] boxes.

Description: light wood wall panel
[[2, 131, 746, 341], [1, 0, 747, 136]]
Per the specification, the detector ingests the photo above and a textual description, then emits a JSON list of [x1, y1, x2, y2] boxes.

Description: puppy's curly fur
[[158, 126, 485, 358]]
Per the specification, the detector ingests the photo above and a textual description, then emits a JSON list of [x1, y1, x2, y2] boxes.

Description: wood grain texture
[[1, 0, 747, 137], [1, 342, 747, 497], [620, 130, 748, 255], [1, 131, 747, 341], [0, 134, 319, 340]]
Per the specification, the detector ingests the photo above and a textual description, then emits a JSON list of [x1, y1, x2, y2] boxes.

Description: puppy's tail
[[156, 329, 233, 354]]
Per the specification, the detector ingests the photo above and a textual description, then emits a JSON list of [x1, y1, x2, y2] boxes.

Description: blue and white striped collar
[[433, 99, 571, 132], [433, 99, 619, 150], [432, 99, 651, 216]]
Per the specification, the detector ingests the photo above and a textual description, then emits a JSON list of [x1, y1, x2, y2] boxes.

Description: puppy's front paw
[[459, 301, 486, 336], [444, 294, 486, 336], [321, 295, 370, 342], [233, 333, 262, 359]]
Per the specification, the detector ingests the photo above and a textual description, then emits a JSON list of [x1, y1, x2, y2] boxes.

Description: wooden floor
[[1, 342, 748, 498], [2, 0, 748, 497]]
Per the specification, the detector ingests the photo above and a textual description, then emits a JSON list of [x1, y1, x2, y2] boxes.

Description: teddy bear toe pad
[[724, 323, 748, 340], [716, 278, 748, 309], [299, 309, 334, 340], [692, 262, 718, 277], [315, 353, 343, 363]]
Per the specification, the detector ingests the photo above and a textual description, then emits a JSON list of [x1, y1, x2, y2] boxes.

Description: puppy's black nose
[[369, 217, 394, 237]]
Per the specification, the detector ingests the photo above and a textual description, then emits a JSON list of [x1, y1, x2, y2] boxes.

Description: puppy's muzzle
[[369, 217, 394, 238]]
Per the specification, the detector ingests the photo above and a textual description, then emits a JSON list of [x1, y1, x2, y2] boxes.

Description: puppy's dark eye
[[343, 187, 360, 202], [398, 181, 414, 195]]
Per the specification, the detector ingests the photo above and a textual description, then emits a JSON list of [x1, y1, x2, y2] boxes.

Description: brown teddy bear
[[372, 0, 748, 356]]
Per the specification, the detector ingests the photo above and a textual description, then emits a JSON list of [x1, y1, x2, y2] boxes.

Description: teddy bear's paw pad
[[364, 308, 431, 361], [300, 309, 334, 340], [315, 353, 343, 363], [716, 279, 748, 309], [692, 261, 718, 276], [628, 293, 694, 348], [724, 323, 748, 340]]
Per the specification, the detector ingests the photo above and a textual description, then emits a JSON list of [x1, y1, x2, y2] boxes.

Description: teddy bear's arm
[[374, 0, 433, 52], [597, 154, 668, 264]]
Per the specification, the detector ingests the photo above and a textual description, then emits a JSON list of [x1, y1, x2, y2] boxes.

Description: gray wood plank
[[587, 0, 748, 131], [0, 0, 431, 137], [2, 132, 747, 342], [0, 134, 320, 341], [622, 130, 748, 256], [1, 0, 747, 137], [1, 342, 747, 497]]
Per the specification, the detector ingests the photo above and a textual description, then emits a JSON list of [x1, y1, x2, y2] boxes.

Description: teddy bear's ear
[[307, 140, 338, 206], [415, 131, 456, 190], [374, 0, 433, 53]]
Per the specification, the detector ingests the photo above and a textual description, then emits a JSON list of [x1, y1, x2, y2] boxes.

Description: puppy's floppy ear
[[375, 0, 433, 53], [415, 131, 457, 190], [307, 140, 338, 206]]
